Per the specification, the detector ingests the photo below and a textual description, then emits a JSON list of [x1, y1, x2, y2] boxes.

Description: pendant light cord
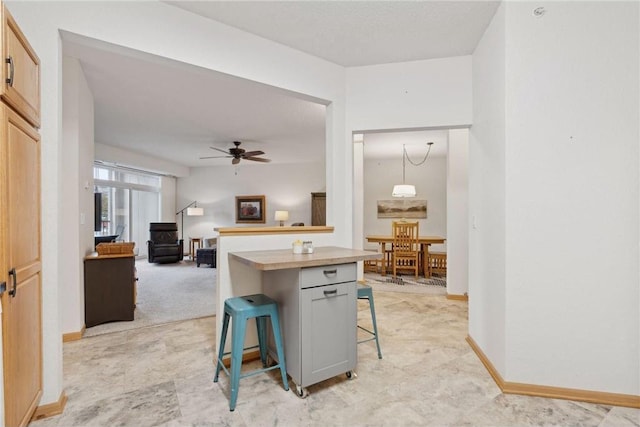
[[404, 142, 433, 167], [402, 144, 407, 184]]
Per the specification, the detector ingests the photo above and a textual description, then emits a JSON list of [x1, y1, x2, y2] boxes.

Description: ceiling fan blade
[[241, 150, 265, 157], [210, 147, 231, 155], [244, 156, 271, 163], [199, 155, 232, 159], [232, 157, 241, 165]]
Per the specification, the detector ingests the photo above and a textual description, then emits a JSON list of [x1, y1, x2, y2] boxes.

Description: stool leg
[[269, 311, 289, 391], [368, 296, 383, 359], [256, 316, 268, 367], [229, 315, 247, 411], [213, 311, 230, 382]]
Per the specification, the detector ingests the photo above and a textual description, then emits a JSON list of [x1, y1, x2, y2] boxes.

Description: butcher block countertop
[[229, 246, 381, 271]]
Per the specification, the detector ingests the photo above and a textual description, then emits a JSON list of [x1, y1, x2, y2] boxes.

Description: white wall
[[346, 56, 473, 131], [472, 1, 639, 396], [176, 162, 325, 240], [447, 129, 468, 297], [503, 1, 639, 394], [160, 176, 177, 222], [469, 1, 507, 376], [6, 0, 347, 407], [363, 156, 447, 251], [61, 56, 95, 334]]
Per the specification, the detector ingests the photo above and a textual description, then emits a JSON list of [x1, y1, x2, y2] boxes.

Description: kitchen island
[[229, 246, 381, 397]]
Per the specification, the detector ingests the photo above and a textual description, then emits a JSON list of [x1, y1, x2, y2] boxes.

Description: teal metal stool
[[214, 294, 289, 411], [357, 283, 382, 359]]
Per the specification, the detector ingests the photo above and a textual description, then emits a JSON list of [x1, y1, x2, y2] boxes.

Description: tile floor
[[30, 289, 639, 427]]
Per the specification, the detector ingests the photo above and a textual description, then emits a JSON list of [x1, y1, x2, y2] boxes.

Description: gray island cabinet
[[228, 246, 381, 397]]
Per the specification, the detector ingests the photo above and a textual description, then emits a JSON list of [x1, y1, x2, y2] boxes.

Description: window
[[94, 164, 161, 257]]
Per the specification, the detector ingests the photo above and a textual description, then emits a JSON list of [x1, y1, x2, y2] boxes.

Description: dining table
[[365, 235, 446, 277]]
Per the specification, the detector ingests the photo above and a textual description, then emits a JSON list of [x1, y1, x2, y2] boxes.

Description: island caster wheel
[[346, 370, 357, 379], [295, 384, 309, 398]]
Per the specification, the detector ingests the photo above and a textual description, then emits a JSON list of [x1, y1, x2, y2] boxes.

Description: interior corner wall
[[446, 129, 468, 297], [469, 1, 507, 376], [61, 56, 94, 334], [502, 1, 639, 394]]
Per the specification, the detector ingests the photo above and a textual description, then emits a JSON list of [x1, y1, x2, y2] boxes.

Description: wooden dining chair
[[392, 221, 420, 279]]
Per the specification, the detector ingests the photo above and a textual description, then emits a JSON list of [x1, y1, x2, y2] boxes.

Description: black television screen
[[94, 193, 102, 232]]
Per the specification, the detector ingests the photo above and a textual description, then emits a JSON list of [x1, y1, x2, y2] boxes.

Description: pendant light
[[392, 142, 434, 198]]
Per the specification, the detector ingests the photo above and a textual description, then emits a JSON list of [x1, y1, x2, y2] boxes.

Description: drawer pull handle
[[323, 289, 337, 297], [323, 269, 337, 276]]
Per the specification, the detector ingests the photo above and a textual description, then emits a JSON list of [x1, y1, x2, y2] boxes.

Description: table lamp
[[275, 210, 289, 227]]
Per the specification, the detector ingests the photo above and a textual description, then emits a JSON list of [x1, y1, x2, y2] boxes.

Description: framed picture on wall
[[236, 195, 266, 223], [377, 199, 427, 218]]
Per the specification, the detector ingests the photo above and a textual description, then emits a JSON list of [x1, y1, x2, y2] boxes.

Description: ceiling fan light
[[392, 184, 416, 198]]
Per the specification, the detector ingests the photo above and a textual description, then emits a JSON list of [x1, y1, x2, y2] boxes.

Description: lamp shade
[[187, 207, 204, 216], [392, 184, 416, 198], [274, 210, 289, 221]]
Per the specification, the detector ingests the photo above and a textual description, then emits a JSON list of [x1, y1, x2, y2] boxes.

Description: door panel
[[300, 281, 356, 386], [1, 5, 41, 128], [1, 104, 42, 427], [7, 116, 40, 265], [3, 273, 41, 426]]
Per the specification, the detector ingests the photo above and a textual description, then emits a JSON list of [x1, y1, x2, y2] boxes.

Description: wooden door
[[0, 5, 40, 128], [311, 192, 326, 226], [1, 103, 42, 427]]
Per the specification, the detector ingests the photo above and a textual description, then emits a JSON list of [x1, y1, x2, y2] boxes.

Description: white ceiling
[[167, 1, 501, 67], [63, 1, 500, 169]]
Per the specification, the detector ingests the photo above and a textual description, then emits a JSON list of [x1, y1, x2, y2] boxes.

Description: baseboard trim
[[446, 293, 468, 301], [466, 335, 640, 409], [62, 326, 85, 342], [466, 335, 506, 386], [31, 391, 67, 421], [218, 350, 261, 368]]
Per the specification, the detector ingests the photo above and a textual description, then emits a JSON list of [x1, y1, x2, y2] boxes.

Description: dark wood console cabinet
[[84, 253, 136, 327]]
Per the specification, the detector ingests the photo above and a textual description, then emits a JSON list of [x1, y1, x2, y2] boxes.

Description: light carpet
[[363, 272, 447, 295], [84, 259, 216, 337]]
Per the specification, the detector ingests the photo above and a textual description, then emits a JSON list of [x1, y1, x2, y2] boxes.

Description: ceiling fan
[[200, 141, 271, 165]]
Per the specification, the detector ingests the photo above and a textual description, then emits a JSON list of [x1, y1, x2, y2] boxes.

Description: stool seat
[[214, 294, 289, 411], [357, 283, 382, 359], [225, 294, 274, 313]]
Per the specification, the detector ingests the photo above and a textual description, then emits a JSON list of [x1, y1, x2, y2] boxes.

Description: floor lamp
[[176, 201, 204, 240]]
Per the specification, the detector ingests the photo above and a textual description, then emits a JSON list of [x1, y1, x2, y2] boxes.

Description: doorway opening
[[354, 127, 469, 297]]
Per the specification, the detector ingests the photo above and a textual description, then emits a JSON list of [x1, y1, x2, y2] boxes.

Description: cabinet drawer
[[300, 263, 356, 289]]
